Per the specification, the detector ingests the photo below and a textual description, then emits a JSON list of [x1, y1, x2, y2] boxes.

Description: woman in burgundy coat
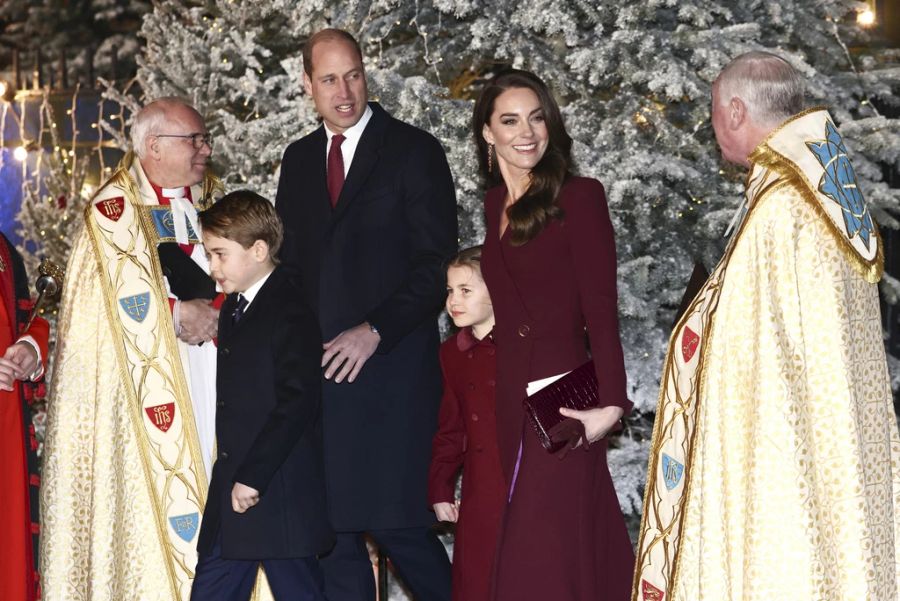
[[474, 70, 635, 601], [428, 246, 507, 601]]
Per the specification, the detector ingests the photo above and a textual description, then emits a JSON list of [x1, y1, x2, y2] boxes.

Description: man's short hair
[[199, 190, 284, 262], [131, 97, 196, 159], [302, 28, 363, 77], [716, 51, 805, 126]]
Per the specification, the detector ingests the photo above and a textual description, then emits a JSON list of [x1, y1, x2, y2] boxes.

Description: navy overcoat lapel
[[309, 126, 331, 214]]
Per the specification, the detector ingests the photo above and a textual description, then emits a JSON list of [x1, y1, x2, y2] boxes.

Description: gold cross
[[122, 295, 148, 318]]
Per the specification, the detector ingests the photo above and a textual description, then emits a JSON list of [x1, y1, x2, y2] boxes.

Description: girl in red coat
[[428, 246, 506, 601]]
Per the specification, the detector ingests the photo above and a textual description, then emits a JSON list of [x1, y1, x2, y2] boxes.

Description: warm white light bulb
[[858, 9, 876, 26], [13, 146, 27, 161]]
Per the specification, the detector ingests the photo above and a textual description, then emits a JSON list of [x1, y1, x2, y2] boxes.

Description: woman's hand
[[558, 405, 624, 445], [433, 501, 459, 523]]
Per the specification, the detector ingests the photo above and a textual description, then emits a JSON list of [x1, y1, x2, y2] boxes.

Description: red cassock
[[0, 235, 49, 601], [428, 328, 506, 601], [481, 177, 635, 601]]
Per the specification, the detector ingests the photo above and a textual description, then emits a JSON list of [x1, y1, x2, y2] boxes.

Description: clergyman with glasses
[[41, 97, 231, 600]]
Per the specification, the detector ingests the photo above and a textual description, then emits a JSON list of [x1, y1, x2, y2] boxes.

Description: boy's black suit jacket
[[196, 267, 335, 559]]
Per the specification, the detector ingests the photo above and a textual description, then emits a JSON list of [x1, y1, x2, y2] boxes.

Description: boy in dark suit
[[191, 190, 334, 601]]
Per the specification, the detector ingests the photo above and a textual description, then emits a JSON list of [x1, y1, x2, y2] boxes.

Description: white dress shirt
[[324, 105, 374, 176], [239, 268, 275, 310]]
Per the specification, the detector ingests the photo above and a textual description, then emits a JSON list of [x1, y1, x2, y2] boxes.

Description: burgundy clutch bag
[[523, 361, 599, 453]]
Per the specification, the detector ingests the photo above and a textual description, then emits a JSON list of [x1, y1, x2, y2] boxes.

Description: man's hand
[[178, 299, 218, 345], [0, 342, 39, 390], [322, 322, 380, 383], [558, 405, 624, 445], [231, 482, 260, 514], [0, 358, 17, 391], [433, 501, 459, 523]]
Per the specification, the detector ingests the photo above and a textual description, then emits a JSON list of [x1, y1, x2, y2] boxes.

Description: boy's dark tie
[[327, 134, 346, 207], [231, 294, 248, 326]]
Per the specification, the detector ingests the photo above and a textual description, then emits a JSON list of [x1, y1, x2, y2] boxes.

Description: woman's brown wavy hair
[[473, 69, 573, 246]]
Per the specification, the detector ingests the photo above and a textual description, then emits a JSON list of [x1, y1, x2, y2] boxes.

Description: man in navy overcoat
[[274, 28, 457, 601]]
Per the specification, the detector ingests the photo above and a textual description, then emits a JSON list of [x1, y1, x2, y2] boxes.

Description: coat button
[[219, 451, 229, 460], [517, 324, 530, 337], [216, 400, 224, 408], [488, 348, 495, 356], [220, 347, 230, 356], [468, 383, 475, 391], [467, 351, 474, 359], [487, 379, 496, 387], [471, 413, 479, 422]]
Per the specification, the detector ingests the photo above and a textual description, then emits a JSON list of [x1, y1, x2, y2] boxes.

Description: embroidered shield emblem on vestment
[[118, 292, 151, 323], [145, 403, 176, 433], [641, 579, 665, 601], [807, 120, 875, 249], [168, 512, 200, 542], [661, 453, 685, 491], [681, 326, 699, 363], [150, 207, 200, 243], [95, 197, 126, 222]]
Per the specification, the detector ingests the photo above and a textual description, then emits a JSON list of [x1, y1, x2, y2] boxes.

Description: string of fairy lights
[[0, 80, 131, 297]]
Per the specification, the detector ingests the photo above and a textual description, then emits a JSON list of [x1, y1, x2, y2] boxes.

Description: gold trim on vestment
[[746, 108, 883, 283], [81, 154, 219, 598], [134, 200, 210, 509], [755, 106, 830, 146], [631, 178, 791, 600], [84, 207, 186, 599], [747, 146, 883, 283]]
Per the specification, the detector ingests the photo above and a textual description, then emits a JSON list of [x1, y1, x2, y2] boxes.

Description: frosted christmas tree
[[0, 0, 150, 84], [5, 0, 890, 598], [116, 1, 899, 526]]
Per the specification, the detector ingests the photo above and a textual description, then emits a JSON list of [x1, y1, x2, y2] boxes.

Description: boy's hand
[[433, 501, 459, 523], [231, 482, 260, 513]]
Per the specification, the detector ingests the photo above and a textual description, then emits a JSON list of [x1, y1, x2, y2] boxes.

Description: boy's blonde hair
[[199, 190, 283, 262]]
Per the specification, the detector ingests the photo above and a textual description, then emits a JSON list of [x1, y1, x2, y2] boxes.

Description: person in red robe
[[0, 231, 49, 601], [475, 70, 634, 600]]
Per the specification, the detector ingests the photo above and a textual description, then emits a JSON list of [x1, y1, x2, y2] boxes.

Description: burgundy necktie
[[327, 134, 346, 207]]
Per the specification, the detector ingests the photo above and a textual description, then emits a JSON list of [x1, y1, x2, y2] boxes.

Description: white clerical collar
[[162, 186, 188, 198], [241, 268, 275, 308], [324, 104, 373, 144]]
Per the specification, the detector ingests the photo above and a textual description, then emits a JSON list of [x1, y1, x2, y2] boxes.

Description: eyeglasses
[[154, 132, 213, 149]]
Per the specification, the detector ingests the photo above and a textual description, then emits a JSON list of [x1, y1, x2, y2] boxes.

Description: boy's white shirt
[[240, 267, 275, 309]]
